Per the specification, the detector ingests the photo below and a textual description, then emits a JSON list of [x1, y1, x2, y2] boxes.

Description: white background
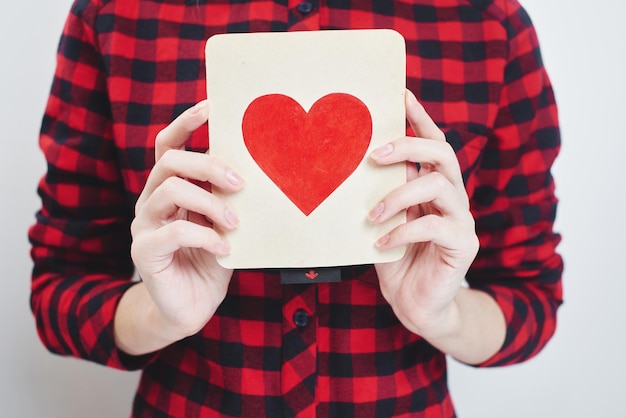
[[1, 1, 623, 417]]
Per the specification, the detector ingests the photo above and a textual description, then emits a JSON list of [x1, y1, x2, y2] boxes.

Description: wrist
[[401, 294, 463, 343], [114, 282, 195, 356], [412, 287, 506, 365], [145, 291, 196, 344]]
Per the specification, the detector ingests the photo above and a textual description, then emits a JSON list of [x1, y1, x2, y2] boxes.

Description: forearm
[[412, 287, 506, 365]]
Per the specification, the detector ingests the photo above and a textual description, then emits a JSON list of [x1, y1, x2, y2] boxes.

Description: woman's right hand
[[115, 101, 244, 355]]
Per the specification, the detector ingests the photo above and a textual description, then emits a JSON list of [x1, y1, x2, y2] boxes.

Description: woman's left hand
[[371, 90, 480, 341]]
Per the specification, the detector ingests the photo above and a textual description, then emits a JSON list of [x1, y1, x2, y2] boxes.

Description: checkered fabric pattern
[[29, 0, 563, 416]]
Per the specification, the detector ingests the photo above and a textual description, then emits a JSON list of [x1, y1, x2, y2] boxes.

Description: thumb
[[154, 100, 209, 161], [405, 90, 445, 142]]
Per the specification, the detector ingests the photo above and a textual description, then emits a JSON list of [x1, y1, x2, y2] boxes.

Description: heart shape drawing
[[242, 93, 372, 216]]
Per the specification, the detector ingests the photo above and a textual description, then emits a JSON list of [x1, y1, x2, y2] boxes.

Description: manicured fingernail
[[369, 202, 385, 222], [376, 234, 391, 248], [225, 169, 244, 186], [406, 89, 418, 105], [372, 143, 394, 159], [190, 100, 207, 114], [219, 240, 231, 255], [224, 208, 239, 228]]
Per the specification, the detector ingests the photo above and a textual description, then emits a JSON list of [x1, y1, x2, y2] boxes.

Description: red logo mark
[[305, 270, 319, 280], [242, 93, 372, 216]]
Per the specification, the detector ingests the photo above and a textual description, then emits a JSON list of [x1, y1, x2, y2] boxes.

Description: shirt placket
[[281, 283, 318, 417], [287, 0, 320, 31]]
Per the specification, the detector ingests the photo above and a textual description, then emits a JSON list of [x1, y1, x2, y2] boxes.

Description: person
[[29, 0, 563, 416]]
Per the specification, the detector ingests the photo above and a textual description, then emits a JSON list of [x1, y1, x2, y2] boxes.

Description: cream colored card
[[206, 29, 406, 269]]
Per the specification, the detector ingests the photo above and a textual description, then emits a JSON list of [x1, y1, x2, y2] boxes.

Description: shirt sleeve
[[28, 2, 154, 370], [462, 4, 563, 367]]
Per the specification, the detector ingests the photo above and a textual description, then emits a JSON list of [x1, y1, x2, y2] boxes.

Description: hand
[[128, 100, 245, 345], [370, 91, 480, 341]]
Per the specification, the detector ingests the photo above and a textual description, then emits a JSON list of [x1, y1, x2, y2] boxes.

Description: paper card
[[206, 29, 407, 269]]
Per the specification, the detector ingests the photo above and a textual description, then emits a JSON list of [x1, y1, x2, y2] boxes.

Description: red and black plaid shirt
[[30, 0, 563, 416]]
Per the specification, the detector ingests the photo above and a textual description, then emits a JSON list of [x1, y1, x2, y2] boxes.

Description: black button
[[293, 309, 310, 328], [297, 1, 313, 14]]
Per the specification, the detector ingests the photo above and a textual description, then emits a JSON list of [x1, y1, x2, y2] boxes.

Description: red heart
[[242, 93, 372, 216]]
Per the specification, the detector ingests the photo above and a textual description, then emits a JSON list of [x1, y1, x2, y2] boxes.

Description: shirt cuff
[[78, 281, 159, 371], [470, 282, 559, 368]]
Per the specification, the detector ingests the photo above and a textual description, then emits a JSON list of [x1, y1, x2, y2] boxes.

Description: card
[[206, 29, 407, 269]]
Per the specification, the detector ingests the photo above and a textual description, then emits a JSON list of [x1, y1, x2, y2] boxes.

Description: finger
[[369, 171, 469, 224], [370, 136, 465, 193], [376, 214, 477, 254], [139, 176, 239, 231], [405, 90, 446, 142], [155, 100, 209, 161], [136, 149, 244, 214], [148, 150, 244, 195], [133, 219, 231, 261]]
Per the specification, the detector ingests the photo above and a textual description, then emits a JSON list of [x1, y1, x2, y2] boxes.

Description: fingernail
[[225, 169, 244, 186], [219, 240, 231, 255], [406, 89, 418, 105], [372, 143, 393, 159], [190, 100, 207, 114], [369, 202, 385, 222], [376, 234, 391, 248], [224, 208, 239, 228]]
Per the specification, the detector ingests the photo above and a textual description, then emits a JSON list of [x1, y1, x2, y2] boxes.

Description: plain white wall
[[1, 1, 623, 417]]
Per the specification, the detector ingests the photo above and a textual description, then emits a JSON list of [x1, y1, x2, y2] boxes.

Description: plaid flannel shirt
[[29, 0, 563, 416]]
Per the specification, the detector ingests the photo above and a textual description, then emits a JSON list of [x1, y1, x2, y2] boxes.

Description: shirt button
[[293, 309, 310, 328], [297, 1, 313, 14]]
